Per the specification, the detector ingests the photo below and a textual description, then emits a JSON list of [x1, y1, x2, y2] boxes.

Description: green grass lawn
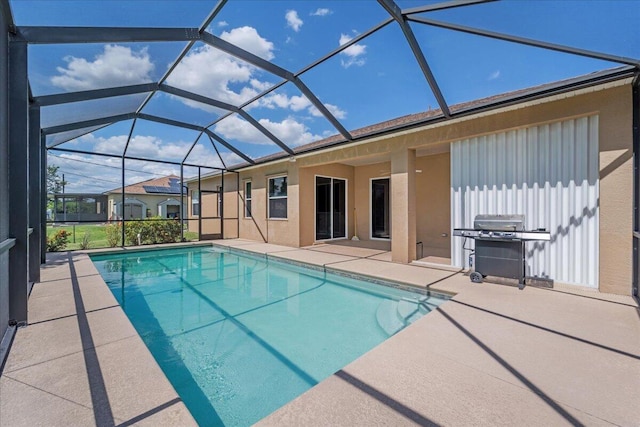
[[47, 223, 200, 251]]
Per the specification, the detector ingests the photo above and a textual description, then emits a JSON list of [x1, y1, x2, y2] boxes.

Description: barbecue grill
[[453, 214, 551, 289]]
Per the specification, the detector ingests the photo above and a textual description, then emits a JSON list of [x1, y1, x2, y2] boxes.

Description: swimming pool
[[91, 246, 449, 426]]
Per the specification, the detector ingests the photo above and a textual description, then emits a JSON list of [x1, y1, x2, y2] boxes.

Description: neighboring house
[[50, 193, 108, 223], [106, 175, 185, 220], [187, 68, 636, 296]]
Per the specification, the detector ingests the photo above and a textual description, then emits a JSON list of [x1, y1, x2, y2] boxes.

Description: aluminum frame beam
[[28, 105, 41, 284], [296, 18, 394, 76], [42, 113, 136, 137], [134, 0, 228, 114], [292, 77, 352, 140], [16, 26, 200, 44], [237, 110, 295, 155], [402, 0, 496, 15], [34, 83, 158, 107], [42, 110, 255, 165], [8, 38, 28, 326], [201, 32, 293, 81], [39, 134, 46, 264], [633, 73, 640, 297], [182, 133, 203, 164], [200, 31, 352, 141], [207, 134, 227, 169], [159, 84, 238, 112], [137, 113, 203, 132], [203, 129, 255, 165], [49, 146, 225, 170], [377, 0, 451, 117], [0, 0, 15, 31], [407, 16, 640, 67]]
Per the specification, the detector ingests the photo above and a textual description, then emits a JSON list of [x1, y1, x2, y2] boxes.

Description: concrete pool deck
[[1, 239, 639, 426]]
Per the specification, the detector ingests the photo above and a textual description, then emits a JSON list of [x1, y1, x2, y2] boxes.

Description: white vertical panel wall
[[451, 115, 599, 288]]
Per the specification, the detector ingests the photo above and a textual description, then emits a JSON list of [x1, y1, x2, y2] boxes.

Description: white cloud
[[338, 33, 366, 68], [310, 8, 332, 16], [221, 26, 275, 60], [488, 70, 501, 81], [50, 133, 240, 192], [258, 93, 347, 120], [218, 20, 229, 27], [285, 10, 303, 32], [260, 93, 310, 111], [214, 115, 323, 148], [309, 103, 347, 120], [166, 26, 275, 108], [51, 45, 155, 91], [77, 133, 193, 160]]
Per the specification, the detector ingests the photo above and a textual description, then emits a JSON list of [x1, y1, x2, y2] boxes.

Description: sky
[[7, 0, 640, 193]]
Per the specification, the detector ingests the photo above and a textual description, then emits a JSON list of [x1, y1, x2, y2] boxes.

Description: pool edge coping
[[219, 243, 458, 299]]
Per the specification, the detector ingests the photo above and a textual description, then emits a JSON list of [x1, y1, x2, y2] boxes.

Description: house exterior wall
[[186, 173, 239, 238], [107, 194, 183, 220], [237, 163, 300, 247], [353, 162, 391, 241], [190, 82, 633, 295], [451, 116, 600, 287], [416, 153, 451, 259], [298, 163, 355, 247]]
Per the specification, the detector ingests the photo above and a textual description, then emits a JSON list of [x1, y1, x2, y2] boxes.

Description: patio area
[[2, 239, 637, 426]]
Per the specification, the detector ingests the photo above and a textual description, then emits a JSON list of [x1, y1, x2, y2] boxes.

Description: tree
[[47, 165, 67, 194]]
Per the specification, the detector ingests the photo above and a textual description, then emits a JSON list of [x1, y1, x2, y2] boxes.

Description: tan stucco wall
[[416, 153, 451, 259], [186, 173, 239, 238], [353, 162, 391, 241], [292, 84, 632, 294], [107, 194, 181, 219], [298, 163, 355, 247], [188, 82, 634, 294], [237, 163, 300, 247], [391, 149, 417, 263]]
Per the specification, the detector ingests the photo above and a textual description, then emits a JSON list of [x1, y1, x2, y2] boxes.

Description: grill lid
[[474, 214, 525, 231]]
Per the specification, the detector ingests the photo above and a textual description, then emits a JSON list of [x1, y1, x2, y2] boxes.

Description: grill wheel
[[470, 271, 484, 283]]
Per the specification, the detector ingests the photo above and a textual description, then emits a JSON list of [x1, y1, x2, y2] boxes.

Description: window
[[192, 190, 200, 216], [244, 181, 252, 218], [217, 186, 222, 217], [268, 176, 287, 219]]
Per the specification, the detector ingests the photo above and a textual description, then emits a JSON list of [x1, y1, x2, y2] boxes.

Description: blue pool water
[[91, 246, 448, 426]]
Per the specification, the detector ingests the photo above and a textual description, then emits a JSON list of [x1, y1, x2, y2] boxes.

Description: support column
[[391, 148, 417, 263], [8, 38, 29, 325], [28, 106, 41, 284], [40, 135, 47, 264]]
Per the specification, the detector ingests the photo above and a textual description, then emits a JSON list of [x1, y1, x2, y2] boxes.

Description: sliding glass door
[[371, 178, 390, 239], [316, 176, 346, 241]]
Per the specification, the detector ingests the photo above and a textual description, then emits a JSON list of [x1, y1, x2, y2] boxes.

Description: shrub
[[46, 229, 70, 252], [124, 217, 181, 246], [79, 232, 91, 250], [105, 223, 121, 247]]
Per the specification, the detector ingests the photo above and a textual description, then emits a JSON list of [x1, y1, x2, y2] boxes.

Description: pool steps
[[375, 298, 432, 336]]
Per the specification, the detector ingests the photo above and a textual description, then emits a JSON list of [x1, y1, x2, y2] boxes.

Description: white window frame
[[192, 189, 200, 217], [244, 180, 252, 218], [267, 175, 288, 220], [369, 177, 391, 241], [314, 174, 348, 242]]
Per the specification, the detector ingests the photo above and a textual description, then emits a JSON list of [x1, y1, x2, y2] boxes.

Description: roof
[[226, 66, 636, 171], [106, 174, 183, 195]]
